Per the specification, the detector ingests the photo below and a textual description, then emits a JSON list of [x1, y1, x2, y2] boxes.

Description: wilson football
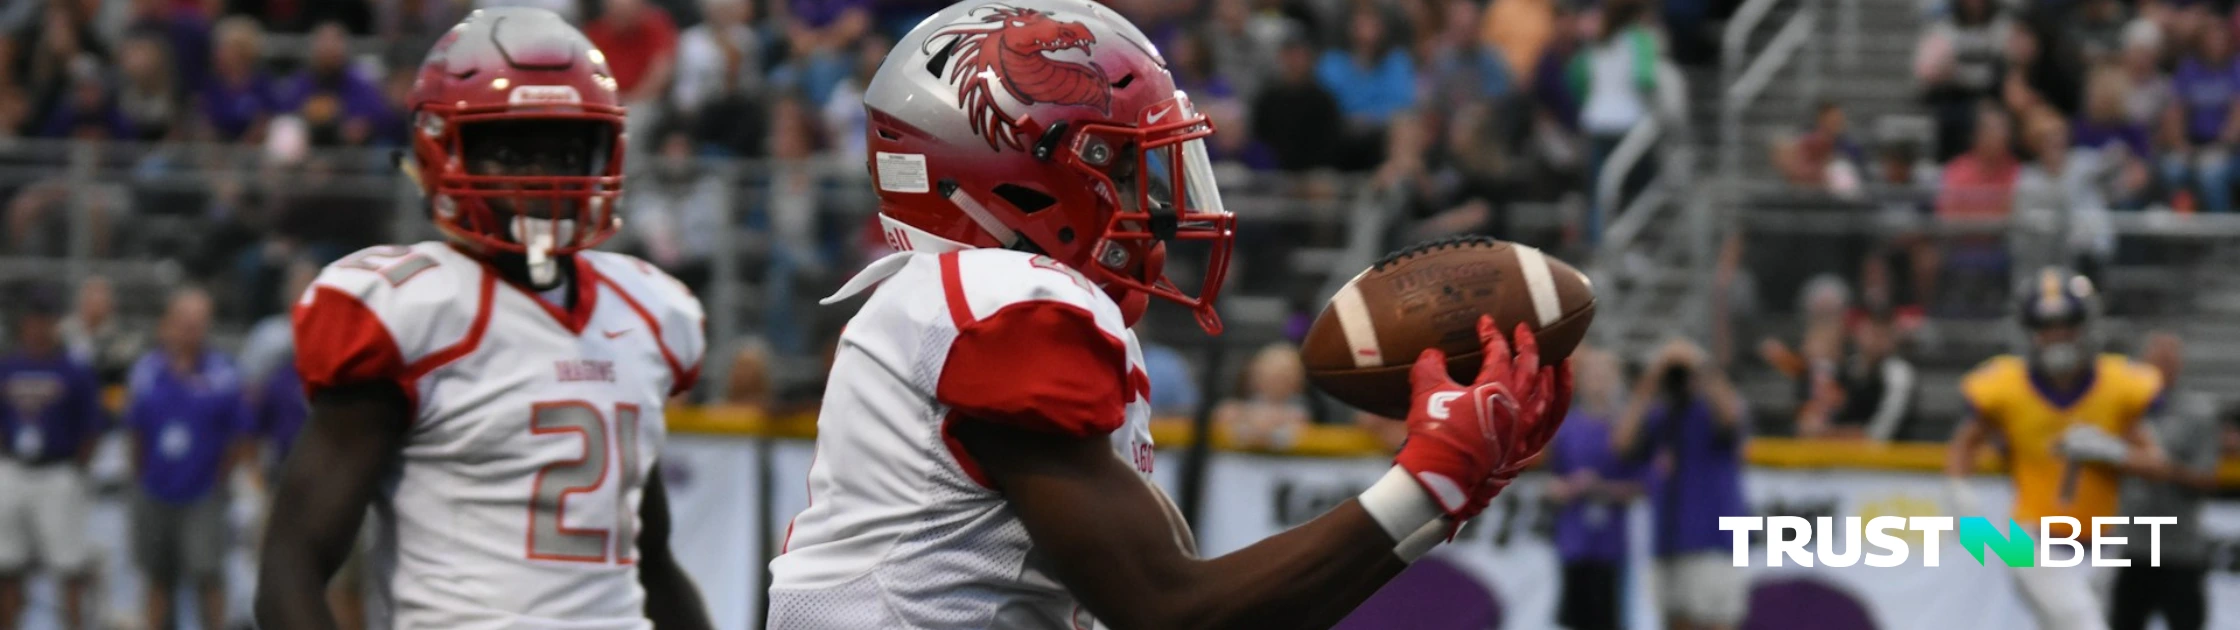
[[1301, 236, 1596, 419]]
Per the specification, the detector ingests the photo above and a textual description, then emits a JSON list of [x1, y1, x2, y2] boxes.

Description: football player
[[766, 1, 1572, 628], [253, 9, 713, 630], [1945, 267, 2165, 630]]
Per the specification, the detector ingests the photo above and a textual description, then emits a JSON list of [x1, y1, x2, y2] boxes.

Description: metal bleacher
[[0, 135, 1405, 408], [1701, 0, 2240, 439]]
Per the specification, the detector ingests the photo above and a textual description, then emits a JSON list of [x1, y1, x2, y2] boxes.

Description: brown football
[[1301, 236, 1596, 419]]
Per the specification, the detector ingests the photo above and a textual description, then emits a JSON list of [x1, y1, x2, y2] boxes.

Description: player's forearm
[[639, 552, 714, 630], [259, 385, 408, 630], [1294, 549, 1409, 629], [636, 469, 713, 629], [1598, 480, 1647, 502], [1699, 368, 1747, 428], [254, 543, 344, 630], [1611, 374, 1660, 455], [255, 456, 372, 630]]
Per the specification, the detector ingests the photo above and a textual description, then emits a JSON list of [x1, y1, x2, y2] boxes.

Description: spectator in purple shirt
[[33, 60, 135, 140], [253, 360, 307, 470], [2074, 66, 2152, 164], [115, 29, 181, 142], [778, 0, 870, 105], [198, 16, 278, 143], [272, 21, 390, 147], [2159, 12, 2240, 213], [0, 282, 105, 630], [124, 288, 252, 630], [1545, 347, 1644, 630], [1614, 337, 1751, 630], [120, 0, 214, 94]]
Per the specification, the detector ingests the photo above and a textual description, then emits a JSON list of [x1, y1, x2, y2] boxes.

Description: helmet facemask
[[1064, 96, 1235, 334], [421, 114, 625, 286], [2017, 269, 2099, 381]]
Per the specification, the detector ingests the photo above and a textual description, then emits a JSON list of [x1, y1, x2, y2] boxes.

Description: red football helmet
[[864, 0, 1235, 333], [406, 7, 627, 258]]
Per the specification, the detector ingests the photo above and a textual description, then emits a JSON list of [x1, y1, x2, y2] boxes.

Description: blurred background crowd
[[3, 0, 2240, 627], [0, 0, 1715, 434]]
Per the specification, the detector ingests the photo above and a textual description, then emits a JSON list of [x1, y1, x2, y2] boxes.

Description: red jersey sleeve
[[935, 300, 1129, 438], [292, 286, 408, 394]]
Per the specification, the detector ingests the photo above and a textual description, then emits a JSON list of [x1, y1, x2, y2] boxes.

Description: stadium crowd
[[0, 0, 2236, 628], [0, 0, 1693, 319], [0, 0, 1692, 626]]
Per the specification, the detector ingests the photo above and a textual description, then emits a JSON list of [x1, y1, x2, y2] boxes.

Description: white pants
[[0, 459, 94, 574], [2011, 563, 2109, 630], [1658, 551, 1749, 626]]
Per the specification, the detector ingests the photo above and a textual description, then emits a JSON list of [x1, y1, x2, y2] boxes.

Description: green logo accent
[[1957, 517, 2035, 567]]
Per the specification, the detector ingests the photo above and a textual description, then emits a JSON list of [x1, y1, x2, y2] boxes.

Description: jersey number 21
[[527, 401, 643, 564]]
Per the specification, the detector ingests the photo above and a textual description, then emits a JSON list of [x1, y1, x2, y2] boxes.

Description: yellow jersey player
[[1945, 267, 2165, 630]]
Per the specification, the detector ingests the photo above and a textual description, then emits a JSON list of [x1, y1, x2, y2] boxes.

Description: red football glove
[[1395, 316, 1569, 522]]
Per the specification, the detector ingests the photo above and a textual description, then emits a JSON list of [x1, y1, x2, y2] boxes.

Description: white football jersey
[[767, 248, 1157, 630], [293, 241, 705, 630]]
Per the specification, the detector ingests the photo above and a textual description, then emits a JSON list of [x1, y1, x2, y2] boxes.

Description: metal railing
[[1720, 0, 1822, 198], [1586, 61, 1707, 348], [0, 138, 1392, 394], [1727, 197, 2240, 423]]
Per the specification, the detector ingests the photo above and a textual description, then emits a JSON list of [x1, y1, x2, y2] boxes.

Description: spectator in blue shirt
[[776, 0, 870, 106], [1545, 347, 1644, 630], [124, 288, 252, 630], [0, 282, 106, 629], [1614, 337, 1752, 630], [1315, 7, 1417, 128], [1138, 342, 1200, 418]]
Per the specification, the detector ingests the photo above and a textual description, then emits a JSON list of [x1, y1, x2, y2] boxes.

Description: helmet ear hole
[[993, 184, 1056, 214], [1057, 227, 1075, 244]]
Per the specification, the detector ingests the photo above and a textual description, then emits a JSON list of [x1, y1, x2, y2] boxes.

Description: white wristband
[[1359, 466, 1444, 557]]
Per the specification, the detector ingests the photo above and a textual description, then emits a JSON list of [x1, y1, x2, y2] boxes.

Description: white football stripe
[[1514, 245, 1562, 326], [1332, 282, 1384, 368]]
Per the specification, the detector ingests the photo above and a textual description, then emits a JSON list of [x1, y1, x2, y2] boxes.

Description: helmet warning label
[[875, 152, 930, 194]]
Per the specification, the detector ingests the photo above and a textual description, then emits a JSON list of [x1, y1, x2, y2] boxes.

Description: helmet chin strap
[[510, 215, 577, 288]]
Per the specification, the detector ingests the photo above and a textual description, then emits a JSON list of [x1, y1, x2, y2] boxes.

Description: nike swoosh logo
[[1147, 106, 1174, 124], [603, 329, 631, 339]]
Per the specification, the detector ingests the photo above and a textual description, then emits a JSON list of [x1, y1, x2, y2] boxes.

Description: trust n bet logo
[[1718, 516, 2178, 568]]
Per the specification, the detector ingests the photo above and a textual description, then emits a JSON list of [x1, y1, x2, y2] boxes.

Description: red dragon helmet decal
[[862, 0, 1236, 334], [929, 6, 1111, 150]]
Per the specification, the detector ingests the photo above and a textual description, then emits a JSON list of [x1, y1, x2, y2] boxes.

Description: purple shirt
[[1637, 398, 1747, 557], [0, 353, 106, 465], [1549, 411, 1640, 563], [273, 69, 392, 129], [792, 0, 869, 27], [125, 350, 252, 504], [2072, 117, 2151, 158], [35, 97, 135, 139], [200, 73, 279, 142], [2170, 56, 2240, 144], [129, 10, 214, 94], [254, 361, 308, 461]]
